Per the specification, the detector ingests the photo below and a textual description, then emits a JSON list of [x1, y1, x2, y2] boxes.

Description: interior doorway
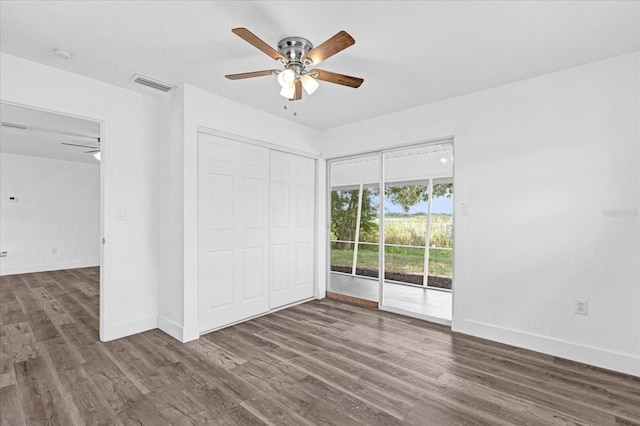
[[327, 141, 454, 324], [0, 102, 103, 328]]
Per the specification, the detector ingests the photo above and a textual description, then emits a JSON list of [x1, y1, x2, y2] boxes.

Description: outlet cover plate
[[575, 300, 588, 315]]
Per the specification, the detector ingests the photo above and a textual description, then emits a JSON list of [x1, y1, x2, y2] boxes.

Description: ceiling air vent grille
[[130, 74, 176, 92], [0, 122, 29, 131]]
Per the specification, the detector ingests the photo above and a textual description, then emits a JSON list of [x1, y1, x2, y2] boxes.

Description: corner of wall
[[102, 315, 157, 342]]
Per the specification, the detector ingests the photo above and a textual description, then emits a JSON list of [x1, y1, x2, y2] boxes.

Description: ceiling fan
[[1, 120, 101, 160], [62, 137, 101, 160], [225, 28, 364, 102]]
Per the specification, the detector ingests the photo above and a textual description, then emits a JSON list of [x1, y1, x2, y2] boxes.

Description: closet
[[197, 132, 315, 333]]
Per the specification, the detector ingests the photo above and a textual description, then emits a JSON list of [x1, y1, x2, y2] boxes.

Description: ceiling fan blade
[[302, 31, 355, 65], [85, 150, 100, 154], [225, 70, 279, 80], [232, 28, 288, 62], [310, 69, 364, 88], [62, 142, 99, 149]]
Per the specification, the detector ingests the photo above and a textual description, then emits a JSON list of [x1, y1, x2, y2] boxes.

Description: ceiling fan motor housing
[[278, 37, 313, 76]]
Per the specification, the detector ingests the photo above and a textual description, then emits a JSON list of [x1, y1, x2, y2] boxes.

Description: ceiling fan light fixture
[[93, 152, 101, 161], [301, 74, 319, 95], [280, 84, 296, 99], [227, 28, 363, 109], [277, 68, 296, 88]]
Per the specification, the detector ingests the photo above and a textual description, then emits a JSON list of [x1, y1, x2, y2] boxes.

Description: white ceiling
[[1, 103, 101, 164], [1, 1, 638, 130]]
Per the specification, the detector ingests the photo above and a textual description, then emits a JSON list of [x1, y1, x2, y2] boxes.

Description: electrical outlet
[[575, 300, 588, 315], [52, 248, 57, 254]]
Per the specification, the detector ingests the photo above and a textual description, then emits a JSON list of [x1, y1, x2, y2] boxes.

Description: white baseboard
[[158, 315, 184, 341], [101, 314, 157, 342], [0, 260, 99, 276], [158, 315, 199, 343], [182, 324, 200, 342], [454, 319, 640, 377]]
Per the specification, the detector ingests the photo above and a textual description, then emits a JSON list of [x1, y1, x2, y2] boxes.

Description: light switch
[[461, 203, 469, 216], [117, 208, 127, 221]]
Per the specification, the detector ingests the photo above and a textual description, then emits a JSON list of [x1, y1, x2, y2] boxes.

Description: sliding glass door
[[328, 142, 454, 323]]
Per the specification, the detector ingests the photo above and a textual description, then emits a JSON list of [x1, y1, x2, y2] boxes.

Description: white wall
[[0, 53, 161, 341], [158, 83, 322, 342], [0, 153, 99, 274], [322, 52, 640, 376]]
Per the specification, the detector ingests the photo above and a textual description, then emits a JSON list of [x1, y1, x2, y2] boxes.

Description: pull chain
[[282, 96, 298, 117]]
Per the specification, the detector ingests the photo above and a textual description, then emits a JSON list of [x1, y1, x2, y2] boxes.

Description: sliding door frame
[[326, 137, 456, 325]]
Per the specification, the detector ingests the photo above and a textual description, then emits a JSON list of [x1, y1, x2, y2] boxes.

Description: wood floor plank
[[0, 384, 26, 426], [1, 322, 39, 370], [2, 267, 639, 425], [29, 287, 74, 325], [241, 394, 317, 426], [14, 356, 79, 425]]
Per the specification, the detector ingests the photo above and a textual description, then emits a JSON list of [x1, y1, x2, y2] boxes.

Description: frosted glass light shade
[[93, 152, 101, 161], [277, 69, 296, 87], [301, 74, 319, 95], [280, 85, 295, 98]]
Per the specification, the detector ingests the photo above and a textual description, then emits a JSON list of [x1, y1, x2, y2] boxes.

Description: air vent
[[130, 74, 176, 92], [0, 122, 29, 131]]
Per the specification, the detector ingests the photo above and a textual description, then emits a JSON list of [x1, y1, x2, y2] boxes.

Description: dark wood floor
[[1, 268, 639, 425]]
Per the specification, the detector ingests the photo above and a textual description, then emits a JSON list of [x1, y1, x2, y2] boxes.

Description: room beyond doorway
[[327, 141, 454, 324], [0, 101, 103, 328]]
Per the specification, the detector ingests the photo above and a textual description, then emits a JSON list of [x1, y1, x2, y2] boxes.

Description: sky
[[367, 194, 453, 214]]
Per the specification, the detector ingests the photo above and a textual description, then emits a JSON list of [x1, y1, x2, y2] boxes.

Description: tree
[[331, 188, 379, 247], [385, 183, 453, 213], [331, 190, 358, 244], [330, 183, 453, 243]]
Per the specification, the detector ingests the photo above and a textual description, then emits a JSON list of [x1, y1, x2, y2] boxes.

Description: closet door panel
[[198, 133, 269, 332], [270, 150, 315, 309]]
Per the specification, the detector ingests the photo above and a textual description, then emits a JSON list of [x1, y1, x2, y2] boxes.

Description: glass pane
[[356, 243, 379, 278], [358, 187, 380, 244], [427, 181, 453, 289], [331, 189, 360, 243], [430, 182, 453, 248], [381, 143, 454, 321], [355, 187, 380, 277], [329, 154, 381, 301], [428, 248, 452, 289], [330, 241, 354, 273], [384, 245, 425, 284], [383, 184, 428, 284], [330, 189, 358, 274]]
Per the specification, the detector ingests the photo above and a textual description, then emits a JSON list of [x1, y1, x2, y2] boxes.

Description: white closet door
[[198, 133, 270, 332], [270, 150, 315, 309]]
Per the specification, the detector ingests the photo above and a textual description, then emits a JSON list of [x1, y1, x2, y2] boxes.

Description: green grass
[[357, 214, 453, 248], [331, 214, 454, 279], [330, 244, 452, 278]]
